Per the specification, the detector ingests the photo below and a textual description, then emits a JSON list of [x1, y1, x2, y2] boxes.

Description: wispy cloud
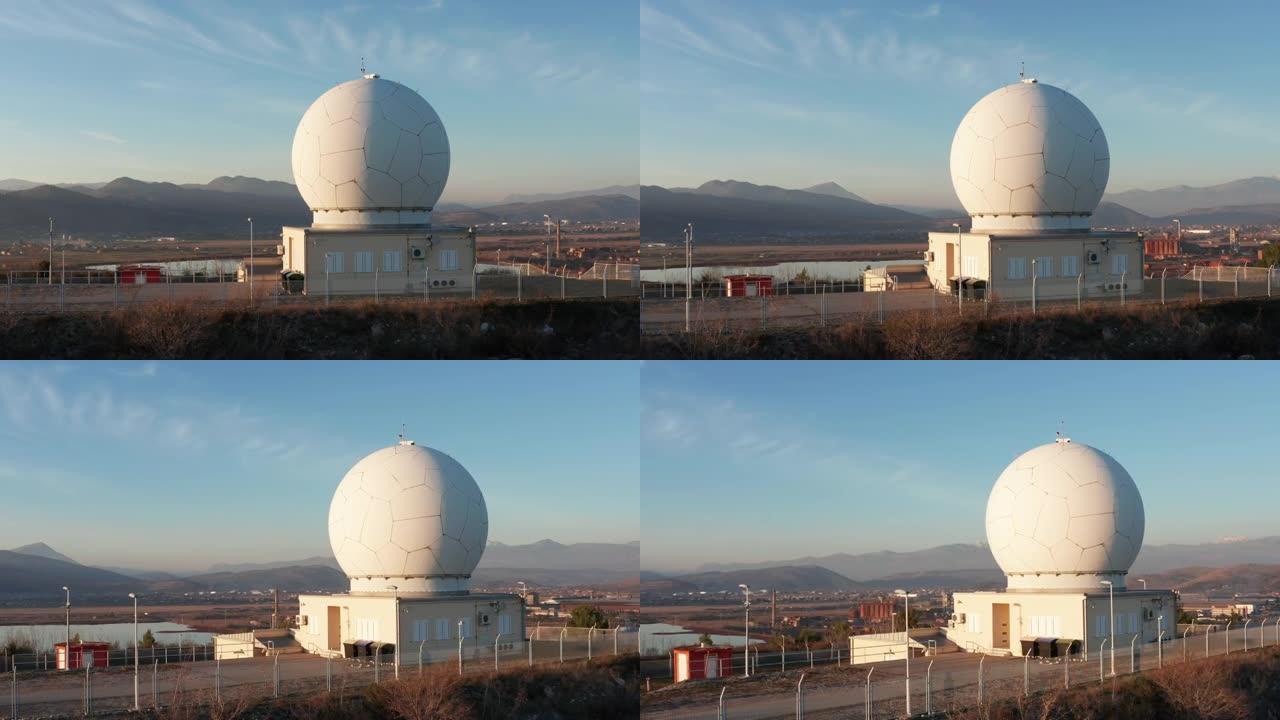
[[80, 130, 125, 144], [905, 3, 942, 20], [640, 2, 766, 69]]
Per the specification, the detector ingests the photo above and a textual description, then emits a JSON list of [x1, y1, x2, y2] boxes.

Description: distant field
[[639, 241, 924, 269]]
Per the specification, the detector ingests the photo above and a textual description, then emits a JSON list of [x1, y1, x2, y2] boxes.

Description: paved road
[[642, 626, 1267, 720]]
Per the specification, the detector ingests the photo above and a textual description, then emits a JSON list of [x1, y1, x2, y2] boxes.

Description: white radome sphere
[[950, 80, 1109, 233], [291, 75, 450, 227], [328, 441, 487, 593], [985, 440, 1144, 590]]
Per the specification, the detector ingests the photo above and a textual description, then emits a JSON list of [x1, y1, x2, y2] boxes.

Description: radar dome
[[292, 75, 450, 227], [328, 440, 487, 593], [950, 80, 1109, 233], [985, 439, 1143, 591]]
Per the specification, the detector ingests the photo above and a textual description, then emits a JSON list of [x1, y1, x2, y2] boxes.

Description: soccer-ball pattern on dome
[[291, 77, 450, 217], [950, 81, 1109, 229], [328, 443, 487, 582], [985, 441, 1143, 587]]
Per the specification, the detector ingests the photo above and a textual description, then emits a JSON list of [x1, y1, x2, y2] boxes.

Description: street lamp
[[952, 222, 962, 310], [246, 217, 255, 302], [895, 589, 918, 716], [128, 592, 140, 710], [388, 585, 400, 679], [684, 223, 693, 333], [738, 584, 752, 678], [62, 586, 70, 671], [1100, 581, 1115, 676], [48, 217, 54, 285]]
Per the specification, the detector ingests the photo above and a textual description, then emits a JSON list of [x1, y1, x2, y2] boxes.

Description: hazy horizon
[[640, 0, 1280, 207], [0, 362, 640, 573], [641, 361, 1280, 572], [0, 0, 637, 206]]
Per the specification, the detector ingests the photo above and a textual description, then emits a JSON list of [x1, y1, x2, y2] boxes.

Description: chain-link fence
[[0, 266, 639, 313], [1, 628, 639, 719], [0, 644, 212, 673], [640, 267, 1280, 333], [641, 620, 1280, 720]]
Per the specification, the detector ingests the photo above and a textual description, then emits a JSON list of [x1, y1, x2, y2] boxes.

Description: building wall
[[927, 232, 1144, 300], [295, 593, 525, 661], [948, 589, 1176, 658], [280, 226, 475, 296]]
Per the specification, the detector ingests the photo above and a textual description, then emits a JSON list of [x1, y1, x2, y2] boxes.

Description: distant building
[[724, 274, 773, 296], [1144, 236, 1180, 258], [857, 601, 894, 621], [55, 642, 110, 670], [672, 645, 735, 682]]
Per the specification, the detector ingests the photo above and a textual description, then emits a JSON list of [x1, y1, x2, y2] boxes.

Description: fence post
[[864, 666, 874, 720], [588, 627, 594, 660], [926, 659, 934, 715], [718, 686, 727, 720], [1120, 271, 1127, 306], [1065, 652, 1070, 688], [1031, 259, 1038, 314], [374, 268, 380, 303], [1161, 268, 1167, 305], [528, 636, 533, 667], [560, 628, 566, 664], [152, 659, 158, 708], [1226, 621, 1232, 654], [1234, 267, 1239, 297], [1099, 639, 1108, 683], [517, 272, 522, 301], [458, 622, 465, 676], [9, 663, 15, 720], [978, 655, 985, 703], [327, 655, 333, 692], [795, 672, 806, 719], [1024, 652, 1030, 696], [603, 273, 609, 299], [273, 650, 280, 696], [614, 627, 620, 656], [1199, 271, 1204, 302]]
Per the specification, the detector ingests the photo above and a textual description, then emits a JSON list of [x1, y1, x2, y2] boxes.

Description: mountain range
[[0, 539, 638, 599], [640, 180, 934, 242], [673, 536, 1280, 585], [1104, 177, 1280, 218], [0, 177, 638, 240]]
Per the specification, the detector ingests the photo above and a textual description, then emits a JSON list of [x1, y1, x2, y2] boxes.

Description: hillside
[[640, 184, 931, 242], [1092, 201, 1152, 228], [9, 542, 79, 565], [481, 540, 639, 571], [0, 550, 137, 595], [501, 185, 640, 203], [175, 565, 347, 593], [693, 542, 997, 581], [1155, 203, 1280, 226], [1141, 563, 1280, 594], [457, 194, 638, 223], [662, 565, 860, 592], [1106, 176, 1280, 217]]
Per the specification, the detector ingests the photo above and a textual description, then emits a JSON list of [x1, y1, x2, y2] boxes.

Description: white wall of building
[[927, 232, 1144, 300], [281, 226, 475, 296]]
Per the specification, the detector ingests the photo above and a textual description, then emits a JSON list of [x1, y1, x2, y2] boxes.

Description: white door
[[83, 650, 94, 668], [746, 282, 758, 297], [705, 654, 719, 679]]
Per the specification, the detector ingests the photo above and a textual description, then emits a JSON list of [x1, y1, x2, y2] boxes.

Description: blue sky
[[641, 0, 1280, 207], [0, 0, 636, 204], [0, 361, 639, 572], [641, 361, 1280, 572]]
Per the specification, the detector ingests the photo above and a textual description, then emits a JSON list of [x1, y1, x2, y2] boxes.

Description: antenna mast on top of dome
[[361, 57, 366, 76], [1056, 420, 1071, 444], [1019, 61, 1025, 80]]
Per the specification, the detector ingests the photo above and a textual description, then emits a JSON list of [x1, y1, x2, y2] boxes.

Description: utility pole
[[48, 217, 54, 285]]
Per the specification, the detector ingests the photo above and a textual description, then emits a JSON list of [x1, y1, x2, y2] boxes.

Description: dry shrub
[[1150, 658, 1249, 720], [882, 310, 972, 359], [122, 300, 213, 358]]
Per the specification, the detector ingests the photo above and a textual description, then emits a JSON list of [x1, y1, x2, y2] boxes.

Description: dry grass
[[0, 297, 639, 359], [645, 298, 1280, 359]]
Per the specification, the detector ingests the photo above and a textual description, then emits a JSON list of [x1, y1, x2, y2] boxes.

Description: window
[[354, 251, 374, 273], [412, 620, 430, 642], [324, 252, 345, 273], [962, 255, 978, 277], [436, 618, 451, 640], [966, 613, 982, 633], [1112, 253, 1129, 275], [498, 613, 513, 635], [1034, 257, 1053, 278], [1029, 615, 1061, 637], [1061, 255, 1080, 277], [458, 617, 472, 639], [383, 250, 404, 272], [439, 249, 459, 271], [1007, 257, 1028, 280], [355, 618, 379, 640], [1095, 614, 1109, 637]]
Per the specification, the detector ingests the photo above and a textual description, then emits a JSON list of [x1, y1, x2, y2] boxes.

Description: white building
[[280, 73, 476, 296], [927, 78, 1143, 301], [293, 439, 524, 665], [946, 437, 1176, 659]]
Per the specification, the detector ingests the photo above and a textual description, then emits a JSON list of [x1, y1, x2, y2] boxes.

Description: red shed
[[671, 645, 735, 682], [118, 265, 164, 284], [55, 642, 111, 670], [724, 274, 774, 297]]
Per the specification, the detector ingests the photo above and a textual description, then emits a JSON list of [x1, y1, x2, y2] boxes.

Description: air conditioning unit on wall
[[410, 247, 425, 259]]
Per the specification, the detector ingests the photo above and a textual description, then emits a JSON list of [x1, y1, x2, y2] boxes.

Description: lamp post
[[62, 586, 70, 671], [48, 217, 54, 285], [895, 589, 918, 716], [684, 223, 693, 333], [1100, 581, 1115, 676], [738, 584, 752, 678], [128, 593, 139, 711], [247, 217, 254, 302], [952, 222, 962, 311], [388, 585, 400, 679]]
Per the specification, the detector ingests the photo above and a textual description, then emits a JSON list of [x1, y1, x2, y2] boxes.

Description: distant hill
[[447, 195, 638, 224], [661, 565, 860, 592], [473, 567, 639, 589], [1140, 564, 1280, 594], [1154, 203, 1280, 226], [1106, 176, 1280, 217], [187, 176, 300, 199], [801, 182, 869, 203], [9, 542, 79, 565], [640, 183, 931, 242], [693, 543, 997, 581], [480, 539, 639, 570], [0, 550, 137, 595], [1092, 201, 1152, 228], [177, 565, 347, 593], [500, 185, 640, 203], [888, 204, 966, 219]]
